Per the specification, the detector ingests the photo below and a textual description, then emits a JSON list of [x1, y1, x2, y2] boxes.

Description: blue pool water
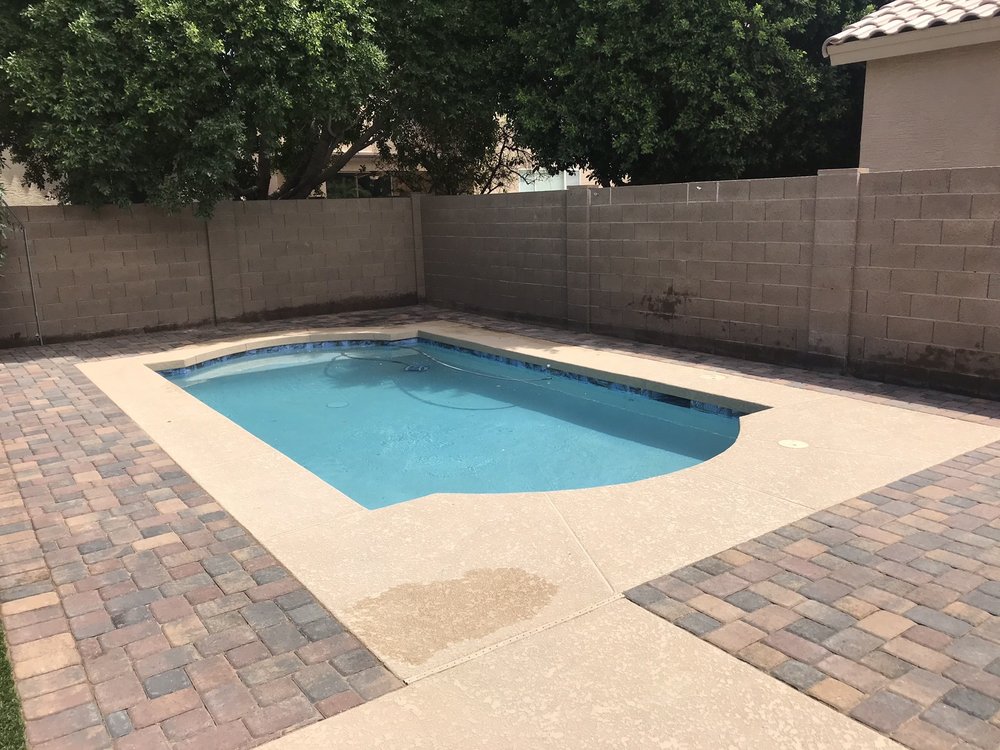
[[163, 340, 740, 509]]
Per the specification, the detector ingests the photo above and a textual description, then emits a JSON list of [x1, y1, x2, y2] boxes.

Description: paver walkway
[[1, 304, 999, 749], [629, 443, 1000, 750], [0, 310, 418, 749]]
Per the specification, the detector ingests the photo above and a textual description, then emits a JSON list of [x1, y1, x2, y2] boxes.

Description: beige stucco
[[859, 41, 1000, 171]]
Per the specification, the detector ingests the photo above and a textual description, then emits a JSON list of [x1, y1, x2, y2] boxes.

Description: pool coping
[[76, 321, 1000, 682]]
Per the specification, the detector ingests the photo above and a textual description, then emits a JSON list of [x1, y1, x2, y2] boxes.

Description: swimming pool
[[162, 339, 741, 509]]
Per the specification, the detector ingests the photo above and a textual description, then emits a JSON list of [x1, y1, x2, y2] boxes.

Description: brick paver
[[630, 444, 1000, 750], [0, 312, 424, 748], [3, 304, 1000, 748]]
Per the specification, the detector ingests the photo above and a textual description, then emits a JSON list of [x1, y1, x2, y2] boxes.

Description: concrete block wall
[[208, 199, 416, 320], [0, 199, 417, 344], [420, 167, 1000, 396], [422, 191, 567, 322], [849, 168, 1000, 393], [1, 204, 213, 343], [574, 178, 819, 361], [0, 224, 39, 344], [2, 167, 998, 396]]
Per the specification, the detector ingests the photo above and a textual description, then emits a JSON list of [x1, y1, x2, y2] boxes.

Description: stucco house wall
[[860, 42, 1000, 172]]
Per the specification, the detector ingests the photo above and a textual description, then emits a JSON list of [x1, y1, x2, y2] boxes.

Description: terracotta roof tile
[[823, 0, 1000, 54]]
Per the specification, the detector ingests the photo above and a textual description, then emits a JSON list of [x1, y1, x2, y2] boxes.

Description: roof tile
[[823, 0, 1000, 54]]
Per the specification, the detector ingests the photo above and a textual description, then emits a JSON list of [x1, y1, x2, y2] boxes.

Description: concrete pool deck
[[0, 305, 998, 749], [79, 320, 1000, 681]]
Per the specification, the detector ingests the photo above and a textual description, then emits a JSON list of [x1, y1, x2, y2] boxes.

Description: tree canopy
[[507, 0, 875, 185], [0, 0, 510, 209], [0, 0, 878, 208]]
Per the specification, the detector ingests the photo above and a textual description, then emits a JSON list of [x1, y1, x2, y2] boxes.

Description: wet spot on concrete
[[348, 568, 557, 665]]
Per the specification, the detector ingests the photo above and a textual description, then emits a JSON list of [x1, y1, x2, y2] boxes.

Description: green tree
[[507, 0, 875, 186], [0, 0, 511, 210]]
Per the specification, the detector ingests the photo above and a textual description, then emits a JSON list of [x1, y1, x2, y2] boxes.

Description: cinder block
[[914, 244, 966, 271], [905, 342, 957, 368], [718, 180, 750, 201], [958, 297, 1000, 325], [854, 268, 892, 292], [715, 222, 747, 242], [932, 320, 984, 349], [875, 194, 922, 220], [810, 266, 852, 289], [764, 242, 800, 264], [730, 282, 764, 303], [893, 220, 942, 245], [812, 244, 855, 267], [941, 219, 994, 246], [971, 195, 1000, 220], [817, 170, 863, 198], [747, 263, 781, 284], [949, 167, 1000, 194], [783, 177, 817, 199], [731, 242, 765, 262], [810, 287, 851, 313], [851, 312, 888, 337], [901, 169, 951, 195], [622, 204, 648, 223], [815, 197, 858, 221], [765, 200, 802, 222], [887, 315, 934, 343], [813, 220, 857, 244], [688, 222, 717, 242], [715, 262, 748, 282], [921, 194, 972, 220], [869, 243, 916, 268], [782, 221, 815, 243], [764, 283, 799, 307], [733, 201, 766, 222], [859, 172, 902, 196], [779, 265, 810, 286], [964, 247, 1000, 274], [702, 202, 733, 222], [910, 293, 960, 321], [687, 182, 719, 202], [635, 224, 659, 241], [985, 327, 1000, 353], [749, 179, 785, 200], [890, 268, 938, 294], [673, 203, 703, 222]]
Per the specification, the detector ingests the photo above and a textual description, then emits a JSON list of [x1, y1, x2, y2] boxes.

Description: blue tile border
[[159, 337, 747, 419]]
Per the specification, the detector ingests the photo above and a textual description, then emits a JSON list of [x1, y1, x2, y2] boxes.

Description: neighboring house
[[0, 156, 56, 206], [823, 0, 1000, 171], [4, 143, 591, 205], [517, 169, 595, 193]]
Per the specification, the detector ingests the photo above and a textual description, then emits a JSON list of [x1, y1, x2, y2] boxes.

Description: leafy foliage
[[0, 0, 881, 206], [0, 0, 513, 209], [274, 0, 514, 198], [0, 0, 383, 210], [507, 0, 876, 186]]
